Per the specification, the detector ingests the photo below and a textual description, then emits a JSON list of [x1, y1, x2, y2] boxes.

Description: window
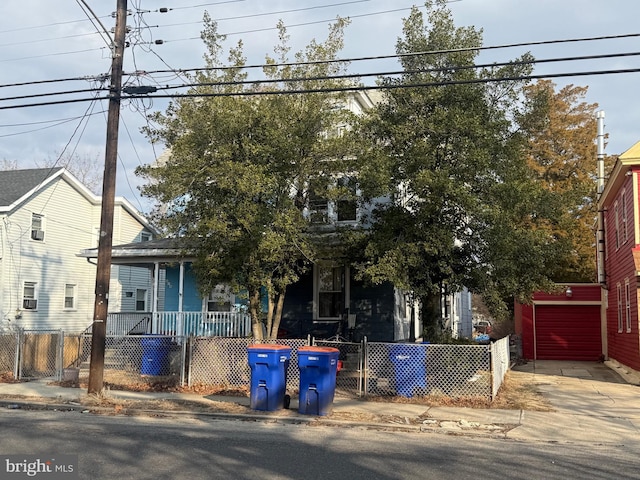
[[614, 202, 620, 249], [135, 289, 147, 311], [622, 190, 628, 243], [140, 231, 152, 242], [625, 279, 632, 333], [307, 176, 360, 224], [336, 176, 358, 222], [308, 188, 329, 224], [64, 284, 76, 309], [617, 283, 623, 333], [23, 282, 38, 310], [31, 213, 45, 241], [317, 265, 344, 319], [207, 285, 232, 312]]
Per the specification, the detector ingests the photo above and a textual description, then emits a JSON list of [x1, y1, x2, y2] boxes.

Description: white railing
[[106, 312, 252, 338], [105, 313, 151, 335]]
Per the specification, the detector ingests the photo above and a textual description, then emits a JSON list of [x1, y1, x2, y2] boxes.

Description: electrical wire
[[122, 66, 640, 100], [145, 50, 640, 93]]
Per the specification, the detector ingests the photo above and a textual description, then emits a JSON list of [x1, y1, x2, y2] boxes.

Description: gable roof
[[599, 140, 640, 207], [0, 167, 64, 208], [0, 167, 156, 233]]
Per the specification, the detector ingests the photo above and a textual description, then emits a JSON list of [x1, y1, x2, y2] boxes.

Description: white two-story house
[[0, 167, 156, 332]]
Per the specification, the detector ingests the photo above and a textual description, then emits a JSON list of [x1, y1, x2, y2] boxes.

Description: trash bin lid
[[298, 346, 339, 354], [248, 344, 291, 351]]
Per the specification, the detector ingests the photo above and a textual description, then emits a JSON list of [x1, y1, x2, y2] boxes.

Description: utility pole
[[88, 0, 128, 394]]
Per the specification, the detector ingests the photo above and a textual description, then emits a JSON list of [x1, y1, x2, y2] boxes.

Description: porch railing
[[106, 312, 252, 338]]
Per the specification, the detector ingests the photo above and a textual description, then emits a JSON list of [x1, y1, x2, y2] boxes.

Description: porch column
[[152, 261, 160, 334], [178, 261, 185, 335]]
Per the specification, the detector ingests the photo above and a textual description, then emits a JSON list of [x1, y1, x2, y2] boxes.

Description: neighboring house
[[445, 287, 473, 339], [598, 140, 640, 373], [0, 167, 155, 332]]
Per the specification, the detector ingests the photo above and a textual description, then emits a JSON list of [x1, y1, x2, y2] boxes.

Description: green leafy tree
[[137, 15, 356, 340], [351, 1, 559, 333]]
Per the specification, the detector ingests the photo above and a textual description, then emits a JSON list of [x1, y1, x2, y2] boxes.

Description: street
[[0, 409, 638, 480]]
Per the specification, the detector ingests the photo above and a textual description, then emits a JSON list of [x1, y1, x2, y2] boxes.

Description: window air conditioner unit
[[31, 230, 45, 241], [23, 299, 37, 310]]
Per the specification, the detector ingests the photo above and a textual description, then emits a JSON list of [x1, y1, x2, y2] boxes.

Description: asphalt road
[[0, 409, 638, 480]]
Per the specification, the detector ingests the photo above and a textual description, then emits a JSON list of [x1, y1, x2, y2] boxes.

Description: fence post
[[362, 336, 368, 396], [180, 336, 187, 386], [57, 330, 64, 381], [187, 335, 194, 387], [13, 331, 20, 380]]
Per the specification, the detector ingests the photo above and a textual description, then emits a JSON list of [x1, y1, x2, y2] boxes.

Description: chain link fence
[[0, 333, 19, 378], [188, 338, 308, 392], [71, 335, 187, 384], [365, 341, 493, 399], [0, 330, 512, 401], [314, 339, 363, 397]]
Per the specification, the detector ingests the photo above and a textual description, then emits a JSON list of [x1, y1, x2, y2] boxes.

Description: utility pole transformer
[[88, 0, 128, 394]]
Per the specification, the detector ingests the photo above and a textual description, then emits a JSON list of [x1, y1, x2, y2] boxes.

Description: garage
[[534, 304, 602, 361], [515, 284, 603, 361]]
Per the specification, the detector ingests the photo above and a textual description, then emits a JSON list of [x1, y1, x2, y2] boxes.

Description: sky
[[1, 0, 640, 214]]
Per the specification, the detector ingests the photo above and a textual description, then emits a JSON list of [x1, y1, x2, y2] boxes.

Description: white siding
[[1, 178, 97, 332], [108, 204, 153, 314], [0, 173, 153, 332]]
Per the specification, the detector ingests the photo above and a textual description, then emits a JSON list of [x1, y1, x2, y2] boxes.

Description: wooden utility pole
[[88, 0, 128, 394]]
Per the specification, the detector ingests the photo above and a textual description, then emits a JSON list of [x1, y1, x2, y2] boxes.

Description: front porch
[[106, 311, 252, 338]]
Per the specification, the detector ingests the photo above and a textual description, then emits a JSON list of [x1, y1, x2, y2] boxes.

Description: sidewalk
[[0, 360, 638, 444]]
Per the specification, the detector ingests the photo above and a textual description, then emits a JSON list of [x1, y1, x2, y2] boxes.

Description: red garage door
[[535, 305, 602, 360]]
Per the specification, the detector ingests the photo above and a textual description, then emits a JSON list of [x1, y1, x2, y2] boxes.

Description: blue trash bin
[[247, 345, 291, 411], [140, 335, 172, 376], [389, 343, 427, 397], [298, 346, 340, 416]]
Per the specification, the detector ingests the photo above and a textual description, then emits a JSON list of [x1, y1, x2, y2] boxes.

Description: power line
[[0, 111, 106, 138], [125, 32, 640, 77], [121, 67, 640, 100], [0, 75, 109, 90], [0, 32, 101, 49], [3, 59, 640, 111], [76, 0, 115, 49], [0, 87, 108, 103], [5, 48, 637, 106], [146, 50, 640, 93], [0, 47, 105, 64]]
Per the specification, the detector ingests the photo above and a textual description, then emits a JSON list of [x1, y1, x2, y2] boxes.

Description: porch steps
[[77, 346, 126, 371]]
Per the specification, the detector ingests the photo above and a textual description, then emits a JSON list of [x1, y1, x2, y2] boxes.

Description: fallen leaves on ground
[[0, 367, 552, 421]]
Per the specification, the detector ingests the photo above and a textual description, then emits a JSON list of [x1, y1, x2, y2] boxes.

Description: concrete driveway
[[507, 360, 640, 444]]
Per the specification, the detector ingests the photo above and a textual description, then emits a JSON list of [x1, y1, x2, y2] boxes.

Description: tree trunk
[[249, 288, 264, 341], [265, 280, 274, 341], [421, 292, 442, 341], [268, 291, 286, 340]]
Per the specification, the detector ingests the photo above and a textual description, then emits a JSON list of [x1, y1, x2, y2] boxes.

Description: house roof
[[599, 140, 640, 208], [0, 167, 157, 233], [0, 167, 64, 208], [78, 237, 192, 265]]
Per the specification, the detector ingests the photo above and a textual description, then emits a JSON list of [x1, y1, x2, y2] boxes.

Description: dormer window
[[31, 213, 45, 241]]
